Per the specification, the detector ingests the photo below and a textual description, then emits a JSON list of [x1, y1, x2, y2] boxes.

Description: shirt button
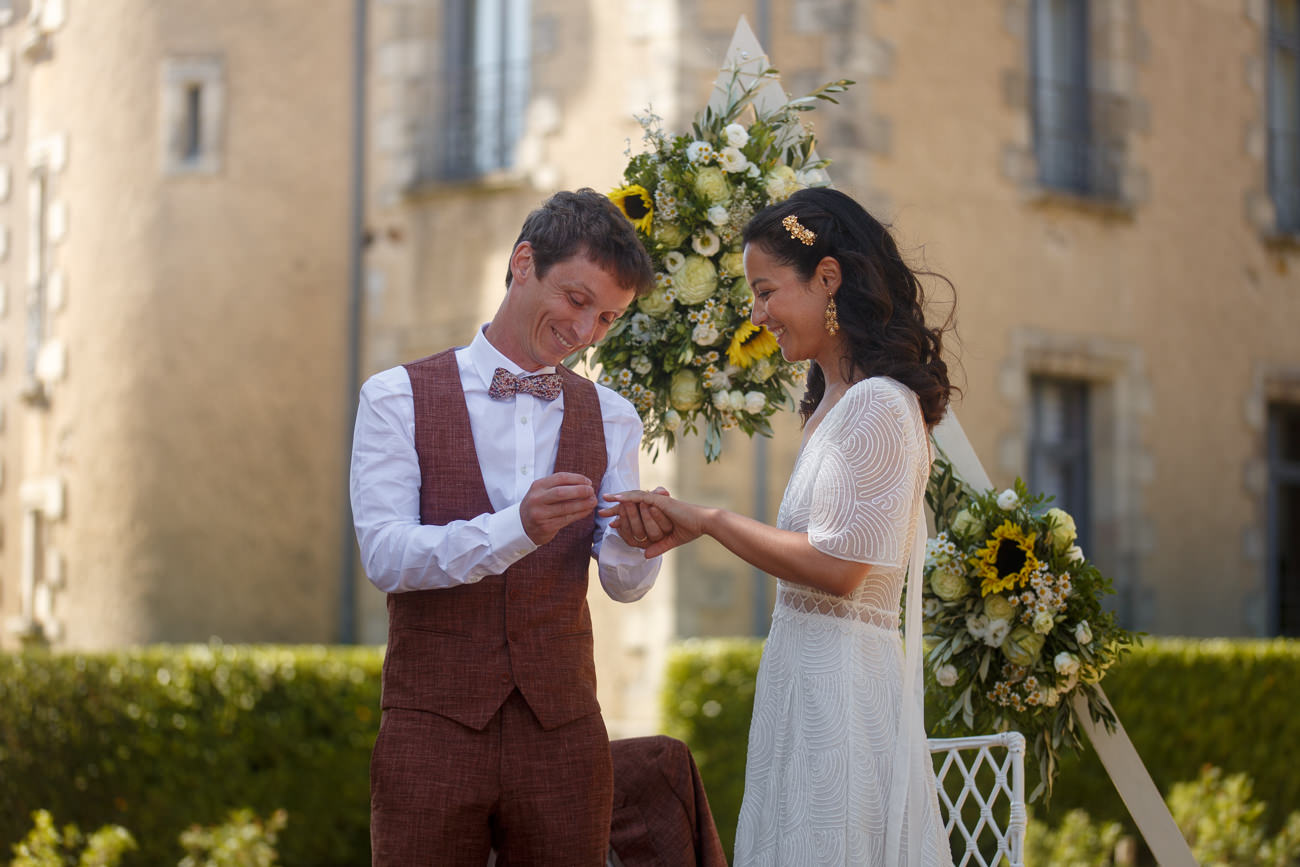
[[520, 467, 528, 476], [520, 416, 528, 425]]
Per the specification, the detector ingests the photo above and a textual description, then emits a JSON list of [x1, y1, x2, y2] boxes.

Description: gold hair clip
[[783, 214, 816, 246]]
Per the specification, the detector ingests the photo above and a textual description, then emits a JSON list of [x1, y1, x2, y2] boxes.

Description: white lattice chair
[[929, 732, 1028, 867]]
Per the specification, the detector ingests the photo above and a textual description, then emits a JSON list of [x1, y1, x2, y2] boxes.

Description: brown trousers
[[369, 690, 614, 867]]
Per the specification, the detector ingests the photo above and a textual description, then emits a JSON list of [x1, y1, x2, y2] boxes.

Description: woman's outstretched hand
[[601, 489, 709, 558]]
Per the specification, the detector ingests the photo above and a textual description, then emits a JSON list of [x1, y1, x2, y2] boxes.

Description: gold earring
[[824, 295, 839, 335]]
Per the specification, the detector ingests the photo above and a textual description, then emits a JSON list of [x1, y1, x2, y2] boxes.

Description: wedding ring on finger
[[632, 534, 648, 543]]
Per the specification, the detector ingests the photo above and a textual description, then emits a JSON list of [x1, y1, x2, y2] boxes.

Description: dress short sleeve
[[806, 378, 926, 568]]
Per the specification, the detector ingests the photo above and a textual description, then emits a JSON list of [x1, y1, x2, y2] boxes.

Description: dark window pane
[[1028, 377, 1091, 548]]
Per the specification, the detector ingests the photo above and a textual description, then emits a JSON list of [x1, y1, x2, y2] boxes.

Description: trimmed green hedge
[[0, 644, 383, 867], [662, 637, 1300, 856]]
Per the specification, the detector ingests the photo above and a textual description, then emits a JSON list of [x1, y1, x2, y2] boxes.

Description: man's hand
[[599, 486, 674, 550], [521, 473, 598, 546]]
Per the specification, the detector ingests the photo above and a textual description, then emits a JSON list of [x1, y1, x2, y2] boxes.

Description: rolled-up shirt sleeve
[[349, 369, 537, 593], [592, 389, 662, 602]]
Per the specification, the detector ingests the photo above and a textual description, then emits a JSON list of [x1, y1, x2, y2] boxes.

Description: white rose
[[686, 140, 713, 163], [996, 489, 1020, 511], [1066, 544, 1086, 564], [951, 508, 982, 537], [663, 251, 686, 273], [936, 664, 959, 688], [746, 164, 760, 178], [707, 204, 730, 226], [923, 598, 942, 618], [723, 123, 749, 147], [744, 391, 766, 414], [673, 255, 718, 304], [691, 229, 721, 257], [637, 286, 674, 317], [1075, 620, 1093, 645], [692, 323, 720, 345], [750, 357, 774, 383], [718, 146, 749, 173], [764, 164, 799, 201], [1032, 611, 1056, 634], [983, 594, 1017, 622], [663, 409, 682, 432], [965, 614, 989, 640], [1054, 651, 1081, 677], [631, 356, 652, 375], [712, 390, 731, 411]]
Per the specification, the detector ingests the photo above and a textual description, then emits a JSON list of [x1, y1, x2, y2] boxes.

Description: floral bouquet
[[922, 456, 1140, 801], [590, 63, 851, 462]]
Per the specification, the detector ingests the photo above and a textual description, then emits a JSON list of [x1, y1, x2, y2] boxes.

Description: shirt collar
[[466, 326, 557, 389]]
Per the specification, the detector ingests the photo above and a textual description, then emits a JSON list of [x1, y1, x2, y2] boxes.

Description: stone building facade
[[0, 0, 1297, 734], [0, 0, 356, 648]]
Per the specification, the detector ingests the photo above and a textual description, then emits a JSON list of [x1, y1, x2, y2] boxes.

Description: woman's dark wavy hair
[[742, 187, 957, 429]]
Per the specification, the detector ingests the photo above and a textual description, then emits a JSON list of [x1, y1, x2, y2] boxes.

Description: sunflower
[[972, 520, 1040, 596], [726, 321, 779, 368], [609, 184, 654, 233]]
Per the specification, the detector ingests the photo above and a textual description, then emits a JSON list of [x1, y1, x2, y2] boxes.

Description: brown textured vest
[[379, 349, 608, 731]]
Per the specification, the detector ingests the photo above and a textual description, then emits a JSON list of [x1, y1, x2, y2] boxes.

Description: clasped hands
[[517, 472, 700, 558]]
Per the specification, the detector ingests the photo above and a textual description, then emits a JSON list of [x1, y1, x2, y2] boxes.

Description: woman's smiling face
[[743, 243, 836, 365]]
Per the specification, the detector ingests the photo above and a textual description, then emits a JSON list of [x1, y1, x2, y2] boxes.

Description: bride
[[605, 187, 956, 866]]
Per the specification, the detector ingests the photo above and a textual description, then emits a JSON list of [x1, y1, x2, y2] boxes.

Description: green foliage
[[662, 637, 1300, 855], [178, 809, 288, 867], [1042, 638, 1300, 838], [9, 810, 136, 867], [659, 638, 761, 860], [1023, 809, 1124, 867], [0, 645, 382, 867], [1168, 767, 1300, 866]]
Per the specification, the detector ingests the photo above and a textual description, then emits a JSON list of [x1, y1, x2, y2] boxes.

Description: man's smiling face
[[491, 242, 636, 371]]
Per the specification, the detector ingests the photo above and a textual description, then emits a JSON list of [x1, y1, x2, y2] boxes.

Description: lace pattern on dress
[[777, 582, 899, 631]]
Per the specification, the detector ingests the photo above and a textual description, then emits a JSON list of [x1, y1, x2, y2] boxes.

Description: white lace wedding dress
[[733, 377, 952, 867]]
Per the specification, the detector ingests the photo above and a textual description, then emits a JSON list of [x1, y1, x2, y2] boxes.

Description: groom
[[350, 189, 669, 866]]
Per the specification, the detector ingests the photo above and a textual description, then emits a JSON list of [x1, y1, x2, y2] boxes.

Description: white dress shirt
[[350, 328, 660, 602]]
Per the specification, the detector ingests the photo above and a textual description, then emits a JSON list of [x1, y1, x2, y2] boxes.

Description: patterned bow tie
[[488, 367, 563, 401]]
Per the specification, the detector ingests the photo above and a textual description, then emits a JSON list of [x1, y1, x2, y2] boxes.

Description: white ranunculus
[[764, 164, 799, 201], [712, 390, 732, 411], [750, 356, 774, 383], [923, 598, 942, 618], [1054, 651, 1081, 677], [1066, 544, 1086, 564], [686, 140, 713, 163], [691, 229, 721, 257], [951, 508, 982, 537], [637, 286, 674, 317], [744, 391, 765, 414], [723, 122, 749, 147], [996, 489, 1020, 511], [631, 356, 652, 375], [931, 567, 970, 602], [725, 390, 744, 412], [936, 664, 959, 688], [1075, 620, 1093, 645], [1032, 611, 1056, 634], [707, 204, 730, 226], [673, 255, 718, 304], [983, 594, 1017, 622], [1045, 507, 1078, 550], [663, 409, 682, 432], [663, 251, 686, 273], [965, 614, 989, 640], [718, 146, 749, 173], [669, 370, 702, 412], [746, 164, 761, 178]]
